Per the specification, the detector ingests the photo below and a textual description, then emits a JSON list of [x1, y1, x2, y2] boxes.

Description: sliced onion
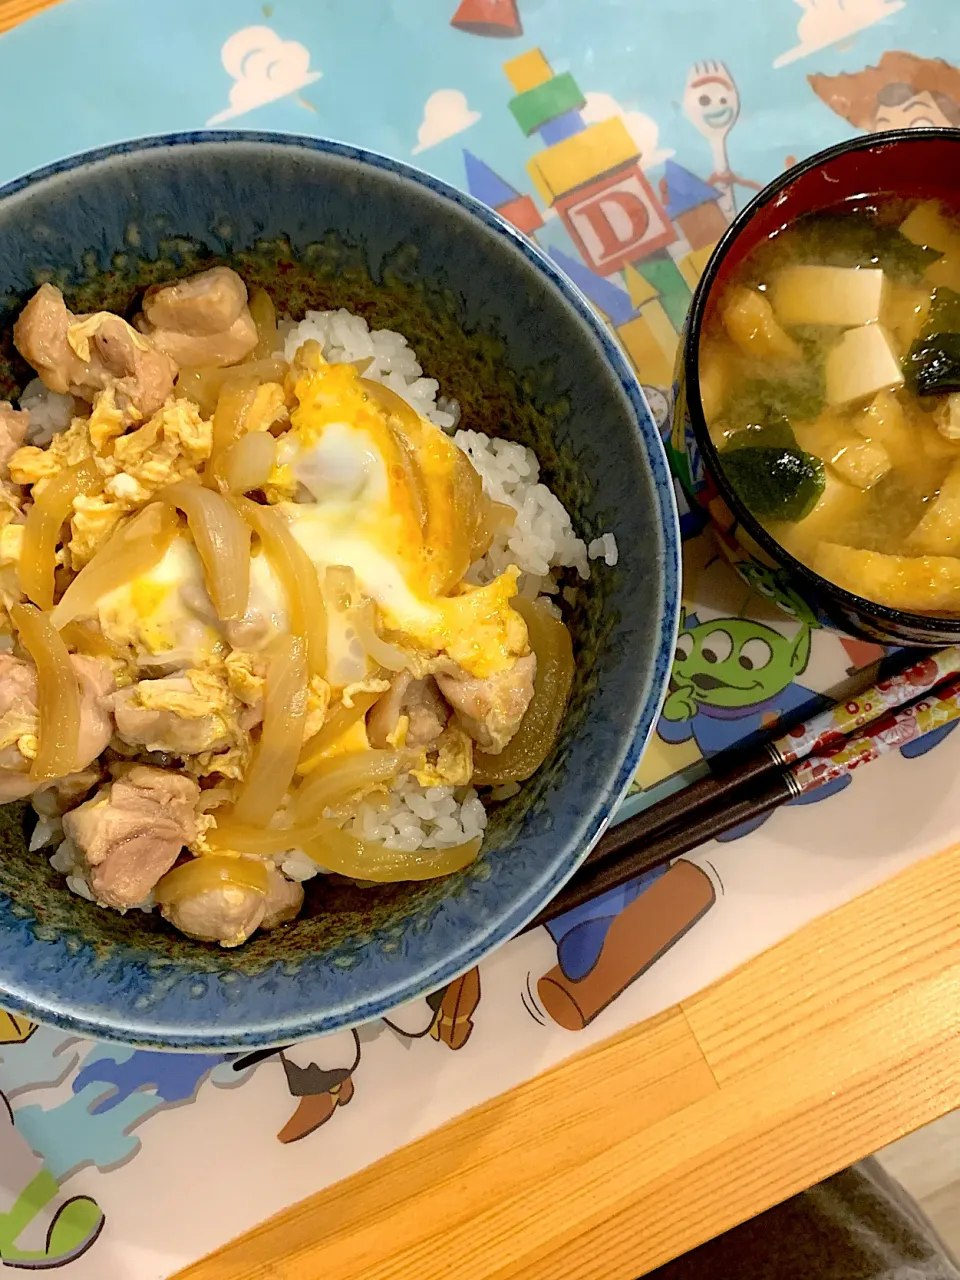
[[232, 634, 307, 827], [296, 690, 383, 774], [205, 373, 259, 486], [247, 288, 279, 359], [292, 749, 407, 824], [234, 496, 327, 678], [51, 502, 179, 629], [303, 820, 481, 882], [207, 816, 310, 856], [359, 378, 428, 532], [472, 597, 574, 786], [176, 358, 288, 418], [215, 430, 277, 494], [11, 602, 80, 781], [20, 458, 103, 609], [353, 599, 408, 671], [208, 811, 482, 884], [155, 854, 269, 906], [159, 481, 251, 622]]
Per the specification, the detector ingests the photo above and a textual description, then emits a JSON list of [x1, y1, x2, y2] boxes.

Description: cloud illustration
[[412, 89, 481, 154], [208, 26, 321, 125], [774, 0, 906, 69], [581, 92, 674, 170]]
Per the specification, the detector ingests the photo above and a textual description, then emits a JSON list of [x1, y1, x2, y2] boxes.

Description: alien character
[[659, 609, 850, 838], [682, 60, 760, 220], [809, 52, 960, 135]]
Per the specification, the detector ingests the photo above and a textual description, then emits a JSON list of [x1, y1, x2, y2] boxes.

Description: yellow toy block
[[503, 49, 553, 94], [623, 263, 658, 308], [535, 118, 640, 202], [676, 241, 719, 290], [617, 300, 678, 387], [526, 155, 555, 208]]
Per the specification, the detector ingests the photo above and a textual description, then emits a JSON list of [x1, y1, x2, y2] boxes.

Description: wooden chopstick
[[523, 657, 960, 933], [599, 645, 960, 852]]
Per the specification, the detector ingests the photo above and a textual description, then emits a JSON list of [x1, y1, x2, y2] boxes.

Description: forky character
[[683, 60, 760, 221]]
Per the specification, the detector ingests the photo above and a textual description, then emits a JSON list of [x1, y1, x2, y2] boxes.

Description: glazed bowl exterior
[[0, 132, 680, 1050], [671, 128, 960, 646]]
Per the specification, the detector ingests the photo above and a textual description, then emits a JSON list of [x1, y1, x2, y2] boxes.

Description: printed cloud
[[208, 26, 321, 125], [413, 89, 481, 154], [581, 92, 674, 170], [774, 0, 906, 69]]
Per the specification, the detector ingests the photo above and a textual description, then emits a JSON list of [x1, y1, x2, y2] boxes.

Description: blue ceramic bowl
[[0, 133, 679, 1050]]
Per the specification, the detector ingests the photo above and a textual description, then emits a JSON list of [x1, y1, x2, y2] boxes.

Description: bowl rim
[[0, 129, 681, 1049], [684, 125, 960, 640]]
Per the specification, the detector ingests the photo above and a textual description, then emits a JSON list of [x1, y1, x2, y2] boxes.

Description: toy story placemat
[[2, 0, 960, 1273]]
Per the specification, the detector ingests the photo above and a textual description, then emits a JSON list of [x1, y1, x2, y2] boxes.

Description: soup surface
[[700, 197, 960, 616]]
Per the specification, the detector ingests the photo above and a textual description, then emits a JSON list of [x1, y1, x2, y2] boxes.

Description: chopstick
[[523, 660, 960, 933], [599, 644, 960, 851]]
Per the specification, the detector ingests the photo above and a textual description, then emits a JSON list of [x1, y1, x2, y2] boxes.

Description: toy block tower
[[451, 0, 522, 37], [463, 150, 544, 236], [503, 51, 676, 278]]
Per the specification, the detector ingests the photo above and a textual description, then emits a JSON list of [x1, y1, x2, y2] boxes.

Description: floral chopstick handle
[[772, 649, 960, 767], [790, 676, 960, 796]]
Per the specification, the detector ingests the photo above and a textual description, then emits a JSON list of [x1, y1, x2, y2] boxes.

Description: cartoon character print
[[659, 605, 852, 837], [526, 860, 716, 1032], [0, 1017, 104, 1270], [232, 970, 482, 1143], [682, 60, 760, 219], [809, 52, 960, 134]]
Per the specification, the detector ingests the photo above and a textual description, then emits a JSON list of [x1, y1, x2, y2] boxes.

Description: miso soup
[[700, 196, 960, 616]]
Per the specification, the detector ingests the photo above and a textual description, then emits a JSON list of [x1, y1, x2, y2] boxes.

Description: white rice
[[284, 308, 457, 430], [19, 377, 77, 446]]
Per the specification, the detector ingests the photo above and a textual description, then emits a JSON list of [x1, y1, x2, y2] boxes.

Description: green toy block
[[638, 255, 692, 331], [509, 73, 585, 137]]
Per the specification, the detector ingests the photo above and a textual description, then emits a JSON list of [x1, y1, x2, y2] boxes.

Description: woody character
[[809, 52, 960, 134], [234, 970, 482, 1144]]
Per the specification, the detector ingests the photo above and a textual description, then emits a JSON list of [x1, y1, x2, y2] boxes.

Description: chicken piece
[[436, 653, 536, 755], [367, 673, 450, 750], [141, 312, 258, 369], [31, 767, 102, 817], [63, 766, 198, 910], [143, 267, 248, 336], [0, 403, 29, 479], [162, 864, 302, 947], [261, 870, 305, 930], [108, 676, 233, 756], [137, 268, 258, 368], [13, 285, 176, 419], [92, 315, 177, 418], [0, 653, 114, 798]]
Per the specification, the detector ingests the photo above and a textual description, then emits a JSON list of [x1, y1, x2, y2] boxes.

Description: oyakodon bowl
[[0, 132, 680, 1050], [670, 128, 960, 646]]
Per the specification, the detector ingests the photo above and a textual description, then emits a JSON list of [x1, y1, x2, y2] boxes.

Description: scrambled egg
[[10, 391, 213, 569]]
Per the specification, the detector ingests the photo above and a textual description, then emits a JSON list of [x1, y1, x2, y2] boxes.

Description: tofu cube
[[771, 265, 885, 328], [825, 323, 904, 408]]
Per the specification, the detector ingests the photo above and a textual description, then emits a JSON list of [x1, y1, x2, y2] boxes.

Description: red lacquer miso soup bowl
[[670, 128, 960, 647]]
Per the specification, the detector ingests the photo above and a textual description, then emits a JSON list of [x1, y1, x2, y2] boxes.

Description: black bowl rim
[[684, 126, 960, 640]]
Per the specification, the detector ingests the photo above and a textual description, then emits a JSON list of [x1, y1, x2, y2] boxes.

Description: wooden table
[[4, 2, 960, 1274], [164, 843, 960, 1279]]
